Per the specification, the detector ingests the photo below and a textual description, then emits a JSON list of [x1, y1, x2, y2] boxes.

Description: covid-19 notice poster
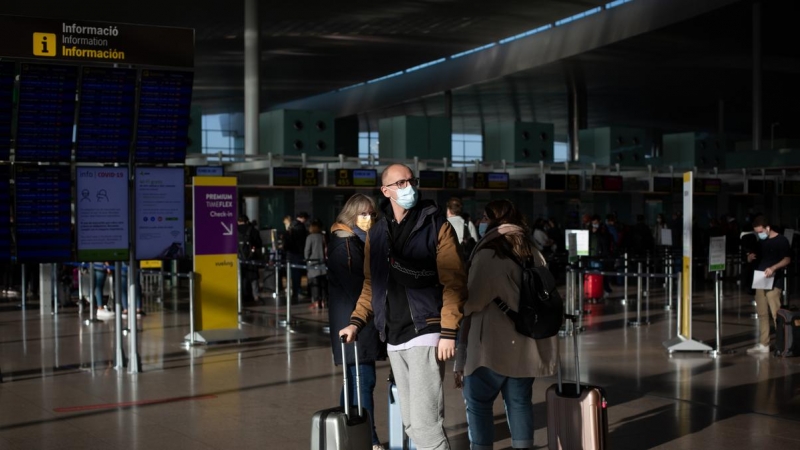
[[76, 167, 129, 261], [134, 167, 184, 260]]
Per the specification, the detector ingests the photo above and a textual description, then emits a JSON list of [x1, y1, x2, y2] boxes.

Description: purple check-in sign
[[193, 185, 238, 256]]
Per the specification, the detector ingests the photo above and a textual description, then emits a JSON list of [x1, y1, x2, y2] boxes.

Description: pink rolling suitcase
[[546, 315, 609, 449]]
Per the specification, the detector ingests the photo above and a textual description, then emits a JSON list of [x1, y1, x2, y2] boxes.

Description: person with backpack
[[454, 199, 558, 450], [446, 197, 478, 261], [238, 214, 262, 304]]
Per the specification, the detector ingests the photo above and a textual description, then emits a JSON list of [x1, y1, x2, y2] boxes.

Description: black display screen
[[419, 170, 443, 189], [135, 70, 194, 163], [76, 67, 137, 162], [545, 174, 565, 190], [0, 165, 10, 260], [273, 167, 301, 186], [15, 64, 78, 162], [15, 165, 72, 261], [0, 62, 13, 162], [785, 180, 800, 196], [748, 179, 776, 195]]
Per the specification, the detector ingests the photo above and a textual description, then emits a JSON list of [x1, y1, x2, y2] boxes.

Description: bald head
[[381, 164, 413, 186]]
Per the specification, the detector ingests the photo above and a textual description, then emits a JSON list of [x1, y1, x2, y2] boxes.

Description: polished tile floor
[[0, 277, 799, 450]]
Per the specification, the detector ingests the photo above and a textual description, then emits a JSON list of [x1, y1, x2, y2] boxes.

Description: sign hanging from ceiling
[[0, 15, 194, 68]]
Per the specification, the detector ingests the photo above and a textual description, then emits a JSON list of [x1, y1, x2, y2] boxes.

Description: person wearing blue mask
[[746, 215, 792, 355], [340, 164, 467, 450], [327, 194, 387, 450]]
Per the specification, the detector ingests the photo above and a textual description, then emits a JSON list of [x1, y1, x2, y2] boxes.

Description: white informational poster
[[785, 229, 795, 246], [564, 229, 589, 256], [660, 228, 673, 246], [135, 167, 185, 260], [708, 236, 726, 272], [76, 167, 129, 261], [752, 270, 775, 290]]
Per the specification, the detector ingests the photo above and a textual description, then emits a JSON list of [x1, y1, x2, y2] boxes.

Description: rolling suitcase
[[388, 372, 416, 450], [584, 274, 603, 300], [311, 337, 372, 450], [546, 315, 609, 450], [775, 309, 800, 357]]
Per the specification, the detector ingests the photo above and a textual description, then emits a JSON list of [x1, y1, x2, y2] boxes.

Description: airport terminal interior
[[1, 0, 800, 449]]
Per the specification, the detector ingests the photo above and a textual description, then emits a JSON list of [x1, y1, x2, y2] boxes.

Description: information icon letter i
[[33, 33, 57, 57]]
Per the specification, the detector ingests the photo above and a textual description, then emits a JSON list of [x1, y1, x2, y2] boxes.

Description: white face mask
[[356, 215, 372, 232], [392, 185, 417, 210]]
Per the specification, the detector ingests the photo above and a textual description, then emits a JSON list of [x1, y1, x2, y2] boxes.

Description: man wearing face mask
[[746, 216, 792, 355], [340, 164, 467, 450]]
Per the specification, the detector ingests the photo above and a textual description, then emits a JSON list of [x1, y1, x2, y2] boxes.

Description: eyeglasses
[[383, 177, 419, 189]]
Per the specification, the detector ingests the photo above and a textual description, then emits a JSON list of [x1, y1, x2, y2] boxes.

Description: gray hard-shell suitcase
[[388, 373, 416, 450], [546, 315, 609, 450], [311, 337, 372, 450]]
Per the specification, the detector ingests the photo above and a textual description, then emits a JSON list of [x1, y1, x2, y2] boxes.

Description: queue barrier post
[[188, 271, 196, 346], [622, 253, 628, 306]]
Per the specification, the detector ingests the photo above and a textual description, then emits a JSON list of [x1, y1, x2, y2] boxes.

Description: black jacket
[[327, 224, 386, 365]]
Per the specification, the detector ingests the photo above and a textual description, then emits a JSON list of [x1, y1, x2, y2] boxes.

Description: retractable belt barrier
[[237, 259, 328, 329]]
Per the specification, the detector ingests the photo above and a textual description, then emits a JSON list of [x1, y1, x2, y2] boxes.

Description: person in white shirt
[[446, 197, 478, 243]]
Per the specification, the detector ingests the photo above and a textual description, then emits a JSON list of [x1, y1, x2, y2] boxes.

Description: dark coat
[[327, 224, 386, 365]]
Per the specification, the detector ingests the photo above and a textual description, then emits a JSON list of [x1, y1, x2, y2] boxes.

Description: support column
[[244, 0, 260, 157], [752, 1, 762, 151], [245, 196, 259, 225], [565, 63, 587, 162], [444, 90, 452, 125], [39, 263, 53, 315]]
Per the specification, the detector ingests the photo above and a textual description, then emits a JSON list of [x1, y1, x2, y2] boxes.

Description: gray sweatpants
[[388, 346, 450, 450]]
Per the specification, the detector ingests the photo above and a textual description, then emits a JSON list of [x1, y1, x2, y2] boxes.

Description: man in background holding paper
[[746, 216, 792, 355]]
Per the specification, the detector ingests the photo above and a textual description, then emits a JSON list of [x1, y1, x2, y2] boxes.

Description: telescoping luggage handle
[[340, 335, 364, 420], [557, 314, 581, 396]]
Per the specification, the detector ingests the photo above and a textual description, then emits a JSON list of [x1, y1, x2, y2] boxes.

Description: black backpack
[[492, 249, 564, 339]]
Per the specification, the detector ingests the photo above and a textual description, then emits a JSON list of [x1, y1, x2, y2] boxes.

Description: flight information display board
[[76, 67, 137, 162], [419, 170, 444, 189], [0, 166, 10, 260], [0, 62, 13, 162], [15, 165, 72, 261], [444, 172, 460, 189], [785, 180, 800, 196], [473, 172, 509, 189], [695, 178, 721, 194], [748, 179, 776, 195], [16, 64, 78, 162], [335, 169, 377, 187], [591, 175, 623, 192], [135, 70, 194, 163]]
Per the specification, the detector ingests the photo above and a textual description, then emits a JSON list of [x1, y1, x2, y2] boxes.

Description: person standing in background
[[282, 212, 309, 301], [305, 219, 328, 309], [746, 215, 792, 354]]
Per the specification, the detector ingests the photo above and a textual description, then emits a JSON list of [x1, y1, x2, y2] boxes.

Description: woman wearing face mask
[[327, 194, 388, 450]]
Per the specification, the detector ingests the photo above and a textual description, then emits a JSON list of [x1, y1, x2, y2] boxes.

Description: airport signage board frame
[[0, 15, 194, 68]]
